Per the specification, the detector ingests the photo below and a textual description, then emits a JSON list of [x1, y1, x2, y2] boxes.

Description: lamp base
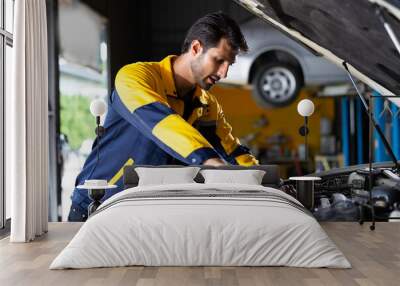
[[289, 176, 321, 210], [76, 181, 117, 217], [296, 180, 315, 210], [87, 188, 105, 216]]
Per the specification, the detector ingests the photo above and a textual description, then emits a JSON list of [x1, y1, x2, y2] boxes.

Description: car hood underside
[[235, 0, 400, 100]]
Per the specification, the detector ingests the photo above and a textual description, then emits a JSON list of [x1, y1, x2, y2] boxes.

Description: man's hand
[[203, 157, 226, 166]]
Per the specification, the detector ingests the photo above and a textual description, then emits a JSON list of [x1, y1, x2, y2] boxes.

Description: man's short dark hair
[[181, 11, 248, 54]]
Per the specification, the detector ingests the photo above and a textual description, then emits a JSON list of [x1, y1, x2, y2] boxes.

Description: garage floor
[[0, 222, 399, 286]]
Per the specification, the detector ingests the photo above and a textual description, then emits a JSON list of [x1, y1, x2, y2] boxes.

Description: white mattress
[[50, 183, 351, 269]]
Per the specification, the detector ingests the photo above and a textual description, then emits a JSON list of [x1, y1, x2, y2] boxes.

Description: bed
[[50, 165, 350, 269]]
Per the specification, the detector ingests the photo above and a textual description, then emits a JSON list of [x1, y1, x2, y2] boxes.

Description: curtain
[[8, 0, 49, 242]]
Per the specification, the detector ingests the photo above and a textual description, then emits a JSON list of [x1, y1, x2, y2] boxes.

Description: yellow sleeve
[[114, 63, 219, 164]]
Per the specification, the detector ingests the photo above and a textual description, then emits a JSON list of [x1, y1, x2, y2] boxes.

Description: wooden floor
[[0, 222, 399, 286]]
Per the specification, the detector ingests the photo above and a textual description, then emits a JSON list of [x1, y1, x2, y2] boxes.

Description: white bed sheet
[[50, 183, 351, 269]]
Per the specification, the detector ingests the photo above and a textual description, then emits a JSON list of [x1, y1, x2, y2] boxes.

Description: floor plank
[[0, 222, 399, 286]]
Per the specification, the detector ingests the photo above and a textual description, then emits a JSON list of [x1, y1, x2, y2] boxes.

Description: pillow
[[200, 169, 266, 185], [135, 167, 200, 186]]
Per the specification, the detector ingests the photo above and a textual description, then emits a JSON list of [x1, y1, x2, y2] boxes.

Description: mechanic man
[[68, 11, 259, 222]]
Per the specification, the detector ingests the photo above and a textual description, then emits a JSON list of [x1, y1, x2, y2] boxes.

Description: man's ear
[[190, 40, 203, 57]]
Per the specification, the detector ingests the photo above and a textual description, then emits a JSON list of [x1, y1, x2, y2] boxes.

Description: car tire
[[252, 61, 303, 108]]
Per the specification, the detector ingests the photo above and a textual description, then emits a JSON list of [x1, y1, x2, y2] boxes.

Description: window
[[1, 0, 14, 231], [5, 0, 13, 33], [58, 1, 109, 221]]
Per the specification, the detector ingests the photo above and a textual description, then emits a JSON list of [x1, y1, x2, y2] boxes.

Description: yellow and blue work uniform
[[69, 55, 258, 220]]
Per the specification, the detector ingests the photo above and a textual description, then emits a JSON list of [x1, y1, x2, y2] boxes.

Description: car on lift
[[223, 17, 348, 107]]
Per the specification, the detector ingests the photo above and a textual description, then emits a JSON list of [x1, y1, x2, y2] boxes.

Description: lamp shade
[[297, 99, 315, 117], [90, 99, 107, 117]]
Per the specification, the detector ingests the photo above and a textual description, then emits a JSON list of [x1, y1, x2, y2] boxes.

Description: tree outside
[[60, 95, 96, 150]]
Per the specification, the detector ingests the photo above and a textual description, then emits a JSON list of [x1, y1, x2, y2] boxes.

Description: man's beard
[[190, 55, 212, 90]]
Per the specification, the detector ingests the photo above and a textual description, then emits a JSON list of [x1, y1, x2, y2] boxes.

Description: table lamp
[[90, 99, 107, 162], [297, 99, 315, 166], [77, 99, 116, 216]]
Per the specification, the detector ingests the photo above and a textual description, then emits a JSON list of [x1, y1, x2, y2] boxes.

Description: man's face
[[190, 38, 237, 90]]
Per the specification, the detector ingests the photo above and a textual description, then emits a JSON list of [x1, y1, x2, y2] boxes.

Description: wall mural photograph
[[2, 0, 400, 285]]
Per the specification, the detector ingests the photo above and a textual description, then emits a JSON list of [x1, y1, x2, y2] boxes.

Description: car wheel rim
[[259, 67, 297, 102]]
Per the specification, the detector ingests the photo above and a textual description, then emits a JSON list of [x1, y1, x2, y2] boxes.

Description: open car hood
[[235, 0, 400, 104]]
